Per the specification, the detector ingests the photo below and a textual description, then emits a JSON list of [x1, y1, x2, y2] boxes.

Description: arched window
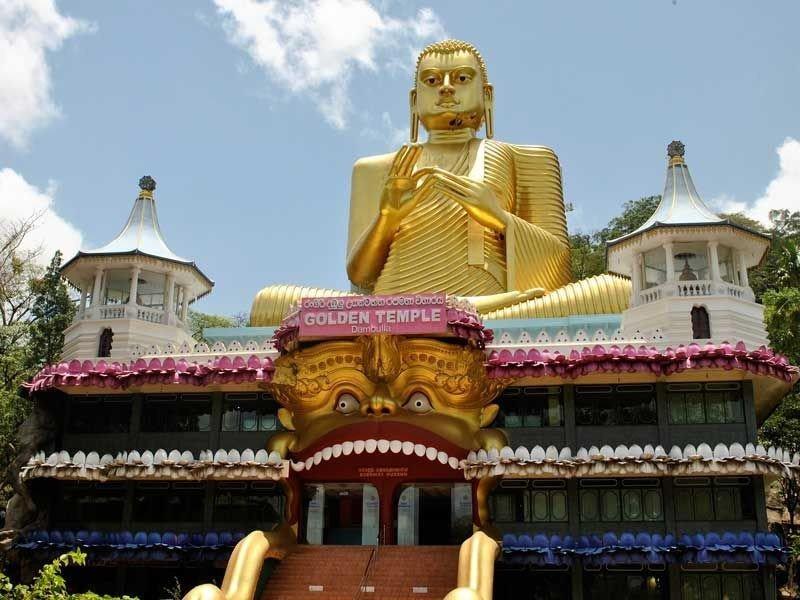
[[98, 328, 114, 357], [691, 306, 710, 339]]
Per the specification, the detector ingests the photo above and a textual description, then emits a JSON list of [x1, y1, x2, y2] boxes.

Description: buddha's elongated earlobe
[[483, 84, 494, 139], [409, 89, 419, 143]]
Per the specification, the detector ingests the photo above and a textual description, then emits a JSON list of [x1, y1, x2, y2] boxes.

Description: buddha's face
[[270, 336, 506, 458], [415, 50, 487, 132]]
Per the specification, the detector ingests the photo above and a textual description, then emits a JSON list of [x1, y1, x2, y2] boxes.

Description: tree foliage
[[187, 310, 235, 343], [27, 251, 75, 371], [0, 549, 136, 599]]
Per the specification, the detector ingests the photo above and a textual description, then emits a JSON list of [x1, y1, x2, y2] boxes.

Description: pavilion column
[[91, 268, 104, 310], [631, 253, 642, 305], [180, 287, 189, 321], [128, 266, 141, 307], [738, 251, 750, 288], [78, 285, 88, 318], [164, 273, 175, 325], [707, 241, 721, 282], [664, 243, 675, 283]]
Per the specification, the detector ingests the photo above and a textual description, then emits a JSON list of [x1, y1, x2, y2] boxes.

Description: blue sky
[[1, 0, 799, 316]]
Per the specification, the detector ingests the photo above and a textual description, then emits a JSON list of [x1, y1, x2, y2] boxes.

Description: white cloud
[[0, 0, 93, 149], [0, 168, 83, 265], [713, 138, 800, 226], [213, 0, 445, 129]]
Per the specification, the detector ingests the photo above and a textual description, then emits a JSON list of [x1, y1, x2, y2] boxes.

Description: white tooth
[[365, 439, 378, 453], [305, 457, 314, 470], [354, 440, 366, 454], [322, 447, 332, 461], [342, 441, 354, 455], [426, 447, 438, 461], [414, 444, 426, 457], [390, 440, 402, 454], [448, 457, 459, 469], [402, 442, 415, 455], [377, 439, 390, 453], [332, 444, 343, 458], [437, 451, 448, 464], [291, 461, 305, 472], [314, 451, 323, 465]]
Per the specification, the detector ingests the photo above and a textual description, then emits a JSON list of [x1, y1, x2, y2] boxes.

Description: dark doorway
[[583, 570, 667, 600], [494, 567, 571, 599], [691, 306, 711, 339], [301, 484, 378, 546], [397, 483, 472, 545], [419, 488, 451, 545], [98, 328, 113, 357]]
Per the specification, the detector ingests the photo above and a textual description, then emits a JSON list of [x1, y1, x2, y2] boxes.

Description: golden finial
[[667, 140, 685, 166], [138, 175, 156, 199]]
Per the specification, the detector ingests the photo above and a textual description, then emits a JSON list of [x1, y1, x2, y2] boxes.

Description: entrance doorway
[[302, 483, 379, 545], [397, 483, 472, 545], [494, 568, 571, 600]]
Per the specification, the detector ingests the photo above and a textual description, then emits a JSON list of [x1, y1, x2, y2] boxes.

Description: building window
[[579, 479, 663, 523], [53, 482, 126, 525], [98, 328, 113, 357], [681, 572, 763, 600], [585, 572, 667, 599], [68, 396, 132, 433], [490, 480, 568, 523], [691, 306, 711, 339], [668, 382, 744, 424], [133, 482, 204, 522], [673, 477, 755, 521], [221, 393, 279, 432], [496, 387, 563, 427], [575, 385, 657, 426], [140, 394, 212, 432], [213, 482, 285, 526]]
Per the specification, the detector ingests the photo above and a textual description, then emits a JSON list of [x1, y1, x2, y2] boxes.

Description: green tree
[[0, 549, 136, 599], [27, 250, 75, 370], [188, 309, 234, 343]]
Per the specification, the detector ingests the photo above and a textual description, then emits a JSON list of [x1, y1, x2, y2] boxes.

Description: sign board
[[298, 294, 448, 339]]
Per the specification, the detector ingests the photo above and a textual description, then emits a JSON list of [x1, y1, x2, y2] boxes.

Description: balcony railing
[[638, 280, 750, 305], [76, 304, 185, 328]]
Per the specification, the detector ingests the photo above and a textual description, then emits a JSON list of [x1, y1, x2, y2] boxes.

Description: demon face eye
[[404, 391, 433, 414]]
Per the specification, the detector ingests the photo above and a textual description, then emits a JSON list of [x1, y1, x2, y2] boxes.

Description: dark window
[[67, 396, 132, 433], [53, 482, 125, 525], [681, 572, 763, 600], [221, 393, 279, 432], [97, 328, 113, 357], [213, 482, 285, 526], [490, 479, 568, 523], [133, 482, 204, 522], [579, 479, 663, 523], [673, 477, 755, 521], [691, 306, 711, 339], [496, 386, 563, 427], [668, 382, 744, 424], [141, 394, 212, 432], [584, 571, 667, 599], [575, 384, 657, 426]]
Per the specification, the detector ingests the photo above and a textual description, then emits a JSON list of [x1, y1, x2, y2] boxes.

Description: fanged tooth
[[448, 457, 459, 469], [414, 444, 427, 457], [332, 444, 343, 458], [313, 451, 323, 465], [291, 461, 305, 472], [365, 439, 378, 453], [305, 457, 314, 470], [425, 447, 438, 461], [354, 440, 366, 454], [437, 451, 449, 465], [322, 447, 333, 461], [377, 439, 390, 453], [390, 440, 402, 454], [402, 442, 415, 455], [342, 441, 354, 455]]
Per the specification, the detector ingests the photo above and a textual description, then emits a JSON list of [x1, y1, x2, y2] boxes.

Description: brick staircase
[[260, 545, 459, 600]]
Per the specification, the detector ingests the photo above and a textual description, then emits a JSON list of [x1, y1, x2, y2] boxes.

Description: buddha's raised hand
[[418, 166, 508, 232], [379, 144, 427, 223]]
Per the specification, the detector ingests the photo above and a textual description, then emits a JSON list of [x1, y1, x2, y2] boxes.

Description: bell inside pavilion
[[5, 39, 798, 600]]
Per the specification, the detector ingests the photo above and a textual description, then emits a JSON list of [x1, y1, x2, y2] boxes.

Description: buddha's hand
[[418, 167, 508, 232], [379, 144, 427, 224]]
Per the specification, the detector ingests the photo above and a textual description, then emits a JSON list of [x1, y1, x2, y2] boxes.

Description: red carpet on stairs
[[260, 545, 460, 600]]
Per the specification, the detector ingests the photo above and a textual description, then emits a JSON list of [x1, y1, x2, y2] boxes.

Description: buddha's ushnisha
[[251, 40, 629, 325]]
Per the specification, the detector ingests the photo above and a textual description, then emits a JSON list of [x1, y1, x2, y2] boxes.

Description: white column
[[738, 251, 750, 287], [664, 243, 675, 282], [128, 265, 141, 306], [164, 273, 175, 324], [631, 253, 642, 305], [708, 241, 721, 282], [91, 268, 104, 307], [180, 287, 189, 321], [78, 285, 88, 317]]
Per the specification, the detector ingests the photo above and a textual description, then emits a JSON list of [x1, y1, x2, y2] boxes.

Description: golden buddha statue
[[251, 40, 629, 325]]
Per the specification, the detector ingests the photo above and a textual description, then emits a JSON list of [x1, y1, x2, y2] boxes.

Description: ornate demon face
[[267, 335, 507, 458]]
